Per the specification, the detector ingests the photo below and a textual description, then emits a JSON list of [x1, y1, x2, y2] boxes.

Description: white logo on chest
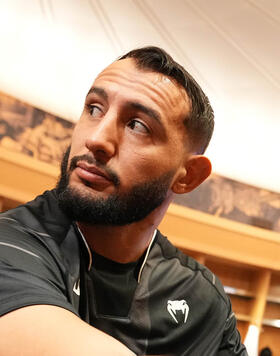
[[73, 279, 80, 296], [167, 300, 189, 324]]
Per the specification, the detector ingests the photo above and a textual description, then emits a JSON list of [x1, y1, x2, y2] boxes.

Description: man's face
[[57, 58, 191, 225]]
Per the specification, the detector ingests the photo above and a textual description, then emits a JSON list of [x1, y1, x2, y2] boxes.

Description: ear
[[172, 155, 212, 194]]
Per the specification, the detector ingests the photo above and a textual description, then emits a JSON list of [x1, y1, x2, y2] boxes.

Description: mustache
[[69, 154, 120, 186]]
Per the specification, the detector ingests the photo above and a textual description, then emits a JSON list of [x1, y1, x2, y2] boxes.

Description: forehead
[[92, 58, 191, 124]]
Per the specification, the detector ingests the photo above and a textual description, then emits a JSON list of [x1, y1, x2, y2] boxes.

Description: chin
[[69, 180, 113, 200]]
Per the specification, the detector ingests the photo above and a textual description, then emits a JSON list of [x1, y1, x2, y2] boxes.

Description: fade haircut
[[119, 46, 214, 154]]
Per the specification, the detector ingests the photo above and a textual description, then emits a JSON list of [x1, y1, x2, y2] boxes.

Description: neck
[[77, 194, 173, 263]]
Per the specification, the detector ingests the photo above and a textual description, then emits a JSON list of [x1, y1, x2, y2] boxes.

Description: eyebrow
[[127, 102, 162, 125], [87, 86, 162, 125], [87, 86, 108, 100]]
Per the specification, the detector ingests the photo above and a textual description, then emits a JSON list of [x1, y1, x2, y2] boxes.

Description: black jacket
[[0, 190, 247, 355]]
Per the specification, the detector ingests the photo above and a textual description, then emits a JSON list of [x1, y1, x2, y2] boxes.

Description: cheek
[[70, 125, 87, 153], [133, 144, 181, 169], [120, 148, 177, 181]]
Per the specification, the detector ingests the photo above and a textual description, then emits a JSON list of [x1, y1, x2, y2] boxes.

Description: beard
[[56, 146, 174, 226]]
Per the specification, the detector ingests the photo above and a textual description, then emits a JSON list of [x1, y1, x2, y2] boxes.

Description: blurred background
[[0, 0, 279, 192]]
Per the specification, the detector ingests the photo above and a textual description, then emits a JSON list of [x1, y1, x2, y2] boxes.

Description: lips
[[75, 161, 112, 183]]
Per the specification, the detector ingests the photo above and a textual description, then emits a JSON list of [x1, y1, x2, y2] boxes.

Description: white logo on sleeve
[[167, 300, 189, 324]]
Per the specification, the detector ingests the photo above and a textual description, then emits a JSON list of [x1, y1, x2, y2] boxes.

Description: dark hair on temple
[[119, 46, 214, 154]]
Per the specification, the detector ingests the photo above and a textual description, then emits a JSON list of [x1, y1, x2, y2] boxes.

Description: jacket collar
[[75, 225, 157, 281]]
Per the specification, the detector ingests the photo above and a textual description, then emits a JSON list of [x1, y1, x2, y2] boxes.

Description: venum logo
[[73, 279, 80, 296], [167, 300, 189, 324]]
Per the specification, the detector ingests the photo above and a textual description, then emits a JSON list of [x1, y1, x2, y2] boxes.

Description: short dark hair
[[119, 46, 214, 154], [260, 347, 272, 356]]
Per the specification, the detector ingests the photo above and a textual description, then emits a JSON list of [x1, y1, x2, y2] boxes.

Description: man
[[0, 47, 247, 355]]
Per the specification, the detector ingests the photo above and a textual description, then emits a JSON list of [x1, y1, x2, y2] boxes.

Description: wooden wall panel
[[259, 326, 280, 354], [230, 295, 253, 317], [264, 303, 280, 319], [160, 204, 280, 271], [249, 270, 271, 328], [0, 146, 58, 202], [205, 259, 255, 292], [236, 321, 249, 341]]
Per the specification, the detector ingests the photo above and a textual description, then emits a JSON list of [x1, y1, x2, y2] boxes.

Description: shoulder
[[0, 191, 80, 318], [154, 231, 230, 310], [0, 189, 72, 243], [0, 189, 78, 280]]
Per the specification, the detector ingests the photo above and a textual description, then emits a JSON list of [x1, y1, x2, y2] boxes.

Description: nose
[[85, 115, 118, 164]]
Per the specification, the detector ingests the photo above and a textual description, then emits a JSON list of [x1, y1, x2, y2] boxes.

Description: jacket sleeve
[[217, 311, 248, 356], [0, 217, 77, 317]]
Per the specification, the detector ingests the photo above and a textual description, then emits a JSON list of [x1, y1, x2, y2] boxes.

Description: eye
[[128, 119, 149, 134], [88, 104, 102, 118]]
